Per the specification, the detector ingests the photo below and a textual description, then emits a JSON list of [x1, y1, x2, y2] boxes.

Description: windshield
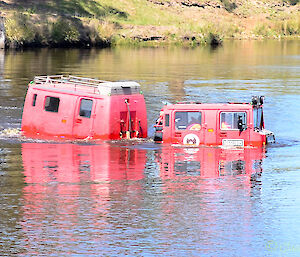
[[253, 107, 264, 130]]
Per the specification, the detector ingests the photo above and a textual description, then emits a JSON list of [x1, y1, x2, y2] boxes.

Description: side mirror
[[260, 96, 264, 105], [237, 116, 245, 132]]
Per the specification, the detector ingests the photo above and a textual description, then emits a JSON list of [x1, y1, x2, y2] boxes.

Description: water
[[0, 40, 300, 256]]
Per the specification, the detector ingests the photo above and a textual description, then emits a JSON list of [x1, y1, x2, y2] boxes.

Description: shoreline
[[1, 36, 299, 51]]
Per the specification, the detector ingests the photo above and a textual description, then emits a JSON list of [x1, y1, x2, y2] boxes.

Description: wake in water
[[0, 128, 21, 138], [0, 127, 156, 147], [0, 127, 296, 150]]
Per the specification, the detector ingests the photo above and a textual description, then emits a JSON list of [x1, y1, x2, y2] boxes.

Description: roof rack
[[34, 75, 108, 87], [33, 75, 141, 96]]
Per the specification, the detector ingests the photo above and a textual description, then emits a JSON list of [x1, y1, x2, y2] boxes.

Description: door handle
[[76, 118, 82, 124]]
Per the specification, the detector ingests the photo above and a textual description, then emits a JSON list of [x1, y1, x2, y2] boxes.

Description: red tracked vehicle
[[21, 75, 147, 140], [154, 97, 275, 148]]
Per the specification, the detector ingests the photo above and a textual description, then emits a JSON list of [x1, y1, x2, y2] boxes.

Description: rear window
[[79, 99, 93, 118], [45, 96, 60, 113], [175, 111, 202, 130]]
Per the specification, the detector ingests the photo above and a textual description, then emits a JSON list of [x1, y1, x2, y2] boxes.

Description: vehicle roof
[[163, 102, 254, 111], [31, 75, 141, 96]]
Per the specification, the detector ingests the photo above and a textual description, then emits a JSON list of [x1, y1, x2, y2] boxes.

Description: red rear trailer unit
[[21, 75, 147, 140]]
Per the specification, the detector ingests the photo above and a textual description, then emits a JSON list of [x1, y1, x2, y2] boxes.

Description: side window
[[32, 94, 37, 106], [220, 112, 247, 130], [175, 111, 201, 130], [79, 99, 93, 118], [45, 96, 60, 112], [165, 114, 170, 127]]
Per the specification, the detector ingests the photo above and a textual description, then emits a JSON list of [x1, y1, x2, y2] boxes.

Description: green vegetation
[[254, 15, 300, 37], [51, 19, 80, 44], [5, 13, 35, 47], [1, 0, 299, 48]]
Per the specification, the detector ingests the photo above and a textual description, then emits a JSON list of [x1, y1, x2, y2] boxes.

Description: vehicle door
[[172, 110, 204, 146], [73, 98, 96, 139], [217, 111, 250, 147]]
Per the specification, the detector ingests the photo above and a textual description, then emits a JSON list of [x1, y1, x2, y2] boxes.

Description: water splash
[[0, 128, 21, 138]]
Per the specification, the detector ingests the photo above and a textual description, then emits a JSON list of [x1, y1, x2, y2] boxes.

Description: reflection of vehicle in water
[[154, 96, 275, 147], [20, 142, 148, 256], [21, 75, 147, 140], [22, 142, 147, 184], [156, 146, 264, 179]]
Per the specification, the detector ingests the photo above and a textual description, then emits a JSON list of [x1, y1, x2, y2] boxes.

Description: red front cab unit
[[154, 97, 275, 148], [21, 75, 147, 140]]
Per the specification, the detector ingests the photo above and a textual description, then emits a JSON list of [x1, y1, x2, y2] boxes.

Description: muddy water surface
[[0, 40, 300, 256]]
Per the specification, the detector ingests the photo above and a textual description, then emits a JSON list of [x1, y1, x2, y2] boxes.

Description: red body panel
[[154, 102, 268, 147], [21, 78, 147, 140]]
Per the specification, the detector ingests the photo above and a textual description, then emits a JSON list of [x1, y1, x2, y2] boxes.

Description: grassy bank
[[0, 0, 299, 48]]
